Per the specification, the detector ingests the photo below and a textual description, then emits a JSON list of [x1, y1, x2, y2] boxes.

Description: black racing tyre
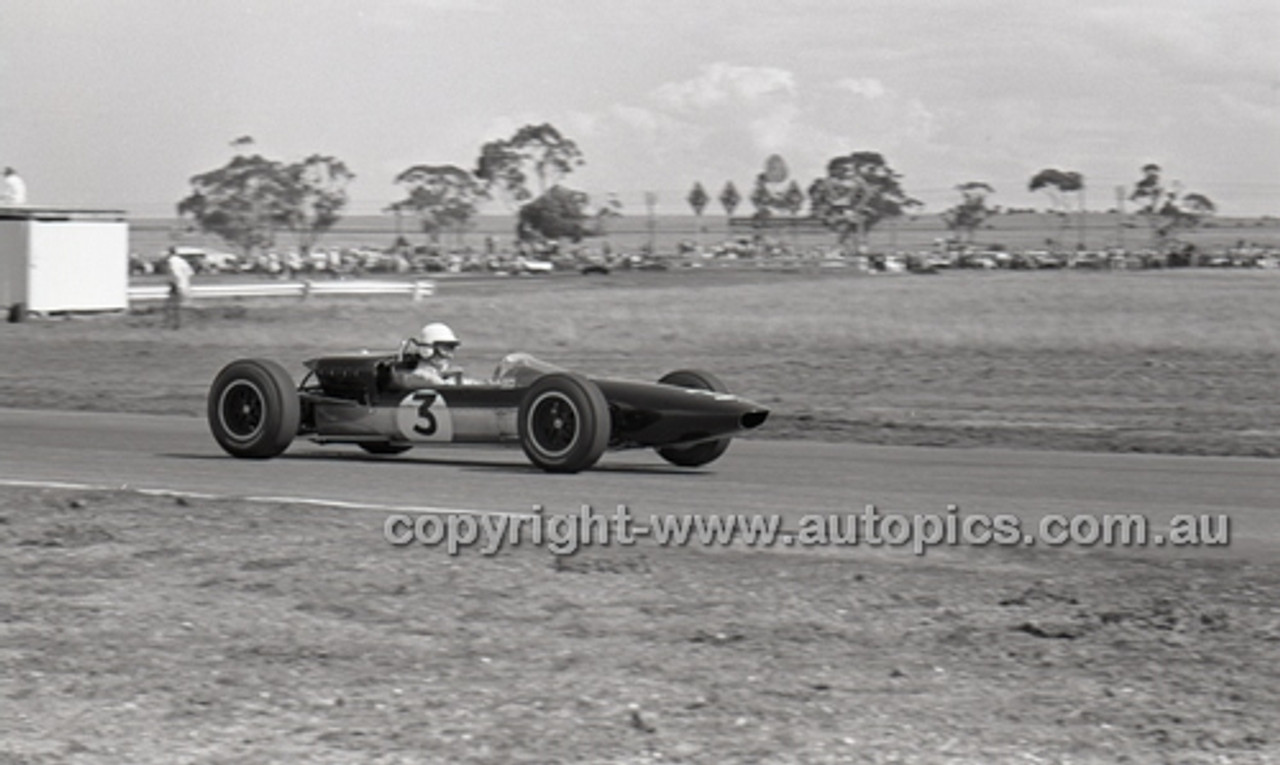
[[208, 359, 300, 459], [517, 372, 611, 473], [359, 442, 413, 455], [656, 369, 733, 468]]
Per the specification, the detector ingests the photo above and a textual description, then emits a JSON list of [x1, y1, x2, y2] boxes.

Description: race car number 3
[[396, 391, 454, 442]]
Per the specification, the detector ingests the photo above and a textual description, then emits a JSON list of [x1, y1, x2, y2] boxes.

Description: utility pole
[[644, 191, 657, 255], [1115, 185, 1126, 249], [1077, 183, 1087, 251]]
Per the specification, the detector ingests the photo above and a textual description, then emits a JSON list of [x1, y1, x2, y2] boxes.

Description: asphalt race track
[[1, 406, 1277, 554]]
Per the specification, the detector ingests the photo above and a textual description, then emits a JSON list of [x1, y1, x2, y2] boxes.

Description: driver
[[391, 322, 463, 388]]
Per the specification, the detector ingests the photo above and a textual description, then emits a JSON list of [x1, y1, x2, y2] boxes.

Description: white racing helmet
[[418, 322, 459, 348], [402, 322, 460, 362], [406, 323, 460, 362]]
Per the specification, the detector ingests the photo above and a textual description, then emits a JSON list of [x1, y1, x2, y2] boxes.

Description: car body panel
[[298, 353, 768, 451]]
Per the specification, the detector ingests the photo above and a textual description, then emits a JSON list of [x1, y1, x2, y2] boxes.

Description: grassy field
[[4, 266, 1280, 456], [129, 212, 1280, 259]]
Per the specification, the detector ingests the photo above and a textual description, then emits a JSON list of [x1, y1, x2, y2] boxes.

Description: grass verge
[[3, 267, 1280, 456]]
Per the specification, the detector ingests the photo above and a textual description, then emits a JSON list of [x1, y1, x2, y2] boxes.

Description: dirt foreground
[[2, 486, 1278, 764]]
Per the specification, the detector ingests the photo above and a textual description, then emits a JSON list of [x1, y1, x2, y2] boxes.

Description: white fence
[[128, 279, 436, 303]]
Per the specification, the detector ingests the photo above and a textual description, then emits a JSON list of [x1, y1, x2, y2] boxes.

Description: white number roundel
[[395, 391, 453, 442]]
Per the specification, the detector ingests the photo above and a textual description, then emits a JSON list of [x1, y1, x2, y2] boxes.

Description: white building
[[0, 207, 129, 317]]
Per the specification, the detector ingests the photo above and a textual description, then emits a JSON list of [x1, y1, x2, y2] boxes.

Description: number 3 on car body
[[395, 390, 453, 442]]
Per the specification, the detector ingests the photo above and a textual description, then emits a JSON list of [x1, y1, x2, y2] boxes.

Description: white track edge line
[[0, 478, 535, 518]]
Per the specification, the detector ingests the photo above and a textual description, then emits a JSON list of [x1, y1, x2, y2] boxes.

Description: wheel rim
[[526, 391, 580, 458], [218, 379, 267, 443]]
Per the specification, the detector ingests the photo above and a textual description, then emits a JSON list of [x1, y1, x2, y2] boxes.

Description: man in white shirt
[[165, 249, 194, 329], [1, 167, 26, 206]]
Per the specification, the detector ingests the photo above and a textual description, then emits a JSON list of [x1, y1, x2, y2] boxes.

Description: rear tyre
[[359, 442, 413, 455], [208, 359, 300, 459], [656, 369, 733, 468], [517, 372, 611, 473]]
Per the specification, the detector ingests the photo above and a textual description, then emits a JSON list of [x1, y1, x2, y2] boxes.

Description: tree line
[[177, 128, 1217, 257]]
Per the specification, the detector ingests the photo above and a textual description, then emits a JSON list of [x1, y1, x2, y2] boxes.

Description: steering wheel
[[398, 338, 425, 364]]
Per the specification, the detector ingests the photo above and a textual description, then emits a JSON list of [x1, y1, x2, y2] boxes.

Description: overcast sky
[[2, 0, 1277, 217]]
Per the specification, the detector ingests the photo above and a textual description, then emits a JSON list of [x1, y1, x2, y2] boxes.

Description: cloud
[[590, 64, 809, 170], [748, 104, 801, 153], [472, 53, 977, 214], [835, 78, 887, 100], [605, 104, 712, 161], [610, 105, 662, 137], [653, 63, 796, 112], [463, 0, 1276, 213], [562, 110, 603, 139], [545, 62, 953, 207]]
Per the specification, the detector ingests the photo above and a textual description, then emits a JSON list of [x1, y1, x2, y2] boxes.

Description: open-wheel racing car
[[207, 352, 769, 473]]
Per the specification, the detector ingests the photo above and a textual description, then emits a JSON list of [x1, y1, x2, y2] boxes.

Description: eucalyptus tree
[[942, 181, 995, 243], [719, 181, 741, 218], [1028, 168, 1085, 247], [807, 151, 918, 249], [1129, 163, 1216, 247], [473, 123, 588, 240], [389, 164, 485, 244], [473, 123, 584, 205], [178, 140, 354, 258]]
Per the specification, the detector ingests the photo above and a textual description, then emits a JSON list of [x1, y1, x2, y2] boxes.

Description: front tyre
[[517, 373, 611, 473], [656, 369, 733, 468], [208, 359, 300, 459]]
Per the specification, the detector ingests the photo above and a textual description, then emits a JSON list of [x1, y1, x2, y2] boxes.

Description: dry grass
[[29, 267, 1280, 353], [4, 268, 1280, 455], [130, 212, 1280, 258], [457, 269, 1280, 355]]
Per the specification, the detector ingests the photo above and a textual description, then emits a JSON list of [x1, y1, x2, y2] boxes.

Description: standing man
[[1, 167, 26, 205], [164, 248, 194, 329]]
